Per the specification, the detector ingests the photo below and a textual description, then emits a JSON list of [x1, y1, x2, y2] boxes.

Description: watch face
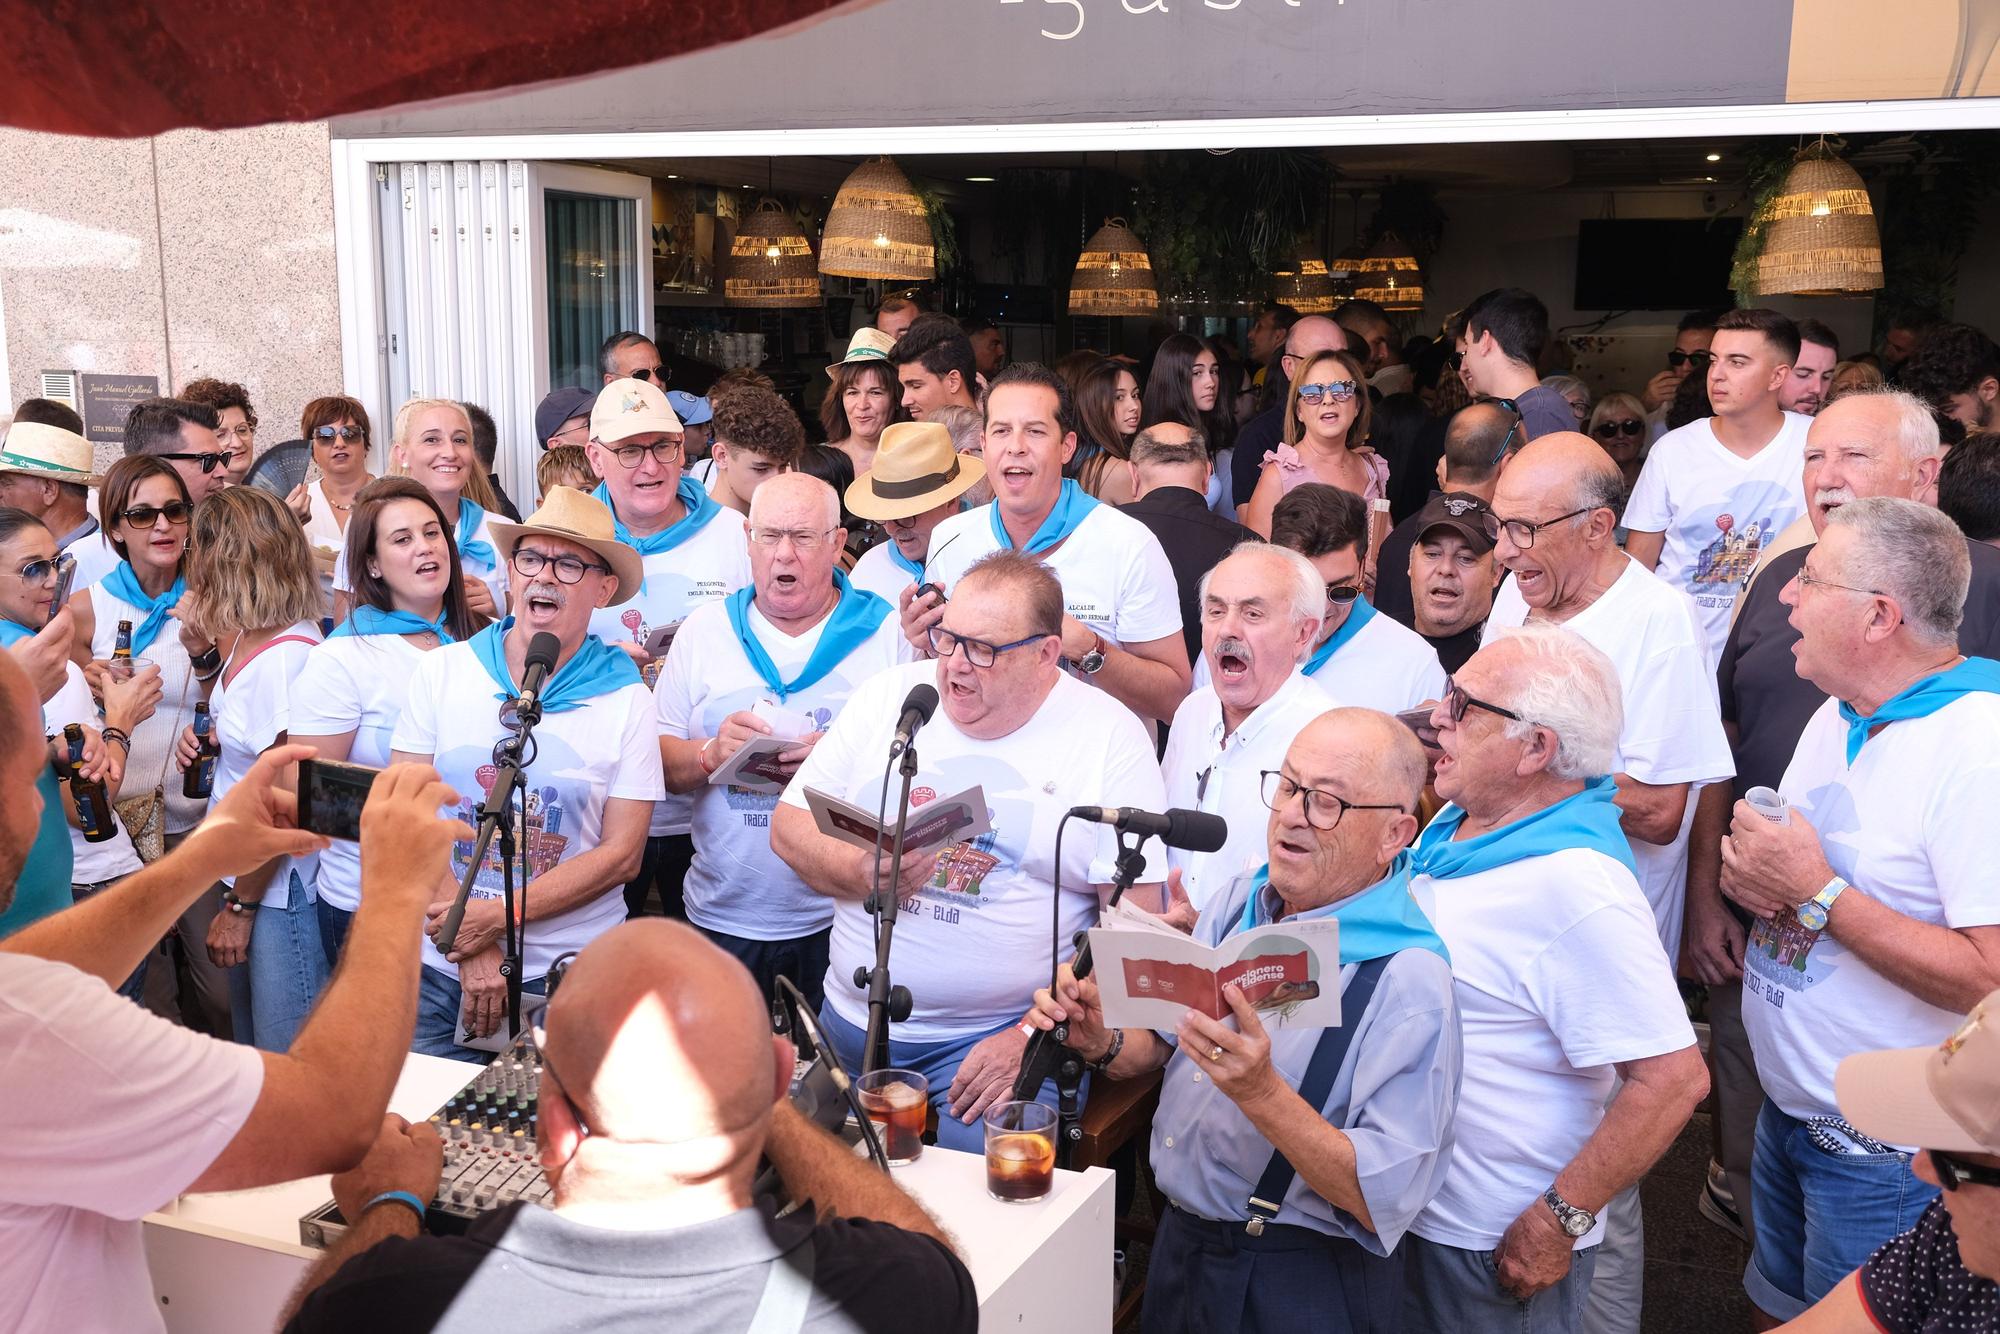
[[1562, 1212, 1592, 1237]]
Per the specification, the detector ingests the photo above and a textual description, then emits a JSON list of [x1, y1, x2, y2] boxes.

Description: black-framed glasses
[[1297, 380, 1358, 405], [1258, 769, 1406, 831], [1442, 676, 1522, 725], [748, 526, 839, 551], [119, 501, 193, 528], [1930, 1149, 2000, 1191], [1793, 566, 1886, 598], [1445, 350, 1464, 372], [159, 450, 228, 474], [1325, 581, 1361, 606], [9, 555, 63, 583], [1482, 506, 1591, 549], [1594, 419, 1645, 440], [511, 547, 608, 584], [631, 366, 671, 387], [605, 439, 683, 469], [1667, 349, 1714, 371], [312, 424, 366, 443], [928, 625, 1051, 668]]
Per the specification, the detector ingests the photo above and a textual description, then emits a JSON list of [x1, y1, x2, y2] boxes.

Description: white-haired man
[[1162, 543, 1335, 915], [1403, 626, 1707, 1333], [1719, 496, 2000, 1324]]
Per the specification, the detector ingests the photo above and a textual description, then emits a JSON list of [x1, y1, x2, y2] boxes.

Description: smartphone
[[643, 621, 682, 658], [297, 757, 381, 841], [46, 554, 76, 626], [1394, 706, 1441, 750]]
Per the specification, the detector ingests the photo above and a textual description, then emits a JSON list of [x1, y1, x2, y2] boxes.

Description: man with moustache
[[1162, 543, 1335, 914], [1405, 493, 1499, 673], [844, 421, 987, 606]]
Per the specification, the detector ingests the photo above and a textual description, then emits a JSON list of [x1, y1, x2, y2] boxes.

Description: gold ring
[[1210, 1044, 1224, 1061]]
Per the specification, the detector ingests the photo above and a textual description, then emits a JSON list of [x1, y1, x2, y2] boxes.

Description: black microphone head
[[1165, 808, 1229, 853], [901, 683, 939, 724], [524, 632, 562, 675]]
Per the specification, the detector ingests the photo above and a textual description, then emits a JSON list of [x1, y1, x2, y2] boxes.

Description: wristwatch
[[1543, 1186, 1595, 1238], [1076, 632, 1107, 675], [1796, 875, 1850, 932]]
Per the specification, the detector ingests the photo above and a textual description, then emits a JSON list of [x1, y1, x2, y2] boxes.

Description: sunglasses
[[1931, 1149, 2000, 1191], [1442, 676, 1522, 725], [1667, 349, 1714, 371], [632, 366, 671, 387], [120, 501, 194, 528], [10, 555, 64, 583], [313, 424, 366, 442], [159, 450, 228, 474], [1297, 381, 1358, 405], [1594, 419, 1645, 440], [1489, 397, 1524, 466], [1325, 581, 1361, 606]]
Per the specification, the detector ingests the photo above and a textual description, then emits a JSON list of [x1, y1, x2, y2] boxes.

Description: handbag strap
[[1242, 952, 1391, 1234]]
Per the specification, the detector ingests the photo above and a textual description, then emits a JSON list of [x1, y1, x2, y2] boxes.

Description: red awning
[[0, 0, 862, 138]]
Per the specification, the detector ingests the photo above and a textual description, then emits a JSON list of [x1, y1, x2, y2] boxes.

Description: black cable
[[869, 741, 898, 954], [774, 975, 888, 1172], [1049, 815, 1073, 995]]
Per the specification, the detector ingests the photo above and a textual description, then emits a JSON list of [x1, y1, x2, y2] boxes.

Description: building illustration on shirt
[[1691, 515, 1765, 603], [443, 734, 597, 894]]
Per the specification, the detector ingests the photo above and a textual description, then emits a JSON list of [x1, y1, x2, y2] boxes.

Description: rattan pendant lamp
[[1272, 243, 1340, 314], [1754, 140, 1884, 297], [1351, 232, 1424, 313], [819, 156, 935, 282], [1068, 217, 1160, 317], [724, 197, 820, 308]]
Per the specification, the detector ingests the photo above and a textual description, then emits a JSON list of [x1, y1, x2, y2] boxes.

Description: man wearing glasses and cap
[[581, 377, 750, 925], [844, 420, 986, 607], [390, 487, 665, 1060]]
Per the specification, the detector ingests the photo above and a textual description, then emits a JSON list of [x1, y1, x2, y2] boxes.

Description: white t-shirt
[[1410, 846, 1695, 1249], [1305, 611, 1446, 715], [87, 580, 204, 835], [0, 953, 263, 1333], [922, 500, 1183, 649], [43, 662, 144, 884], [391, 640, 666, 981], [211, 622, 324, 905], [59, 525, 121, 594], [1161, 671, 1336, 914], [302, 478, 345, 555], [1744, 693, 2000, 1122], [1486, 558, 1734, 956], [333, 504, 506, 612], [585, 505, 752, 837], [848, 539, 920, 607], [654, 594, 906, 941], [291, 633, 434, 912], [1623, 412, 1810, 667], [781, 661, 1167, 1042]]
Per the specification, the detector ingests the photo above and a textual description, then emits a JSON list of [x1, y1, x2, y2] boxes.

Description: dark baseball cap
[[1415, 492, 1495, 553], [534, 386, 598, 449]]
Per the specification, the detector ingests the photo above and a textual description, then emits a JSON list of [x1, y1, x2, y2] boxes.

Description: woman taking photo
[[294, 395, 377, 559], [291, 477, 481, 964], [1073, 358, 1138, 503], [339, 397, 504, 620], [1244, 349, 1388, 538], [178, 486, 327, 1051], [822, 331, 902, 476]]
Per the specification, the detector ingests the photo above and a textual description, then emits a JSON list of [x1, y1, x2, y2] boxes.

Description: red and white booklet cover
[[1087, 898, 1341, 1031], [803, 784, 992, 859]]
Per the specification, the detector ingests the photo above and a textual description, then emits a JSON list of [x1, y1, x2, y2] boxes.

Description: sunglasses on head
[[1594, 419, 1645, 440], [1667, 349, 1714, 371]]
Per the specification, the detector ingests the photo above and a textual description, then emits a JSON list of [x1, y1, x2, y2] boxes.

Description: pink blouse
[[1262, 442, 1392, 503]]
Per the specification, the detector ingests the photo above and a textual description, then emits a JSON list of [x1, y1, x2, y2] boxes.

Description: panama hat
[[488, 486, 644, 607], [846, 421, 986, 522], [829, 327, 898, 372], [0, 421, 97, 486]]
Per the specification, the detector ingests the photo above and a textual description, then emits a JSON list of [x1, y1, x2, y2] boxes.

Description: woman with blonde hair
[[175, 485, 328, 1051], [1244, 349, 1387, 537], [340, 397, 504, 619], [1587, 390, 1649, 490], [1828, 358, 1885, 403]]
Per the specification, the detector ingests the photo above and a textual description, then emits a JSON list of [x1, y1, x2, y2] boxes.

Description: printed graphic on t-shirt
[[1743, 776, 1859, 1009], [1672, 481, 1793, 614], [442, 735, 592, 897], [601, 569, 730, 688], [904, 761, 1034, 919]]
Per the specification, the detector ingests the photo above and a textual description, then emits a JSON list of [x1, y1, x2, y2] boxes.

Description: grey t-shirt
[[1514, 385, 1582, 443]]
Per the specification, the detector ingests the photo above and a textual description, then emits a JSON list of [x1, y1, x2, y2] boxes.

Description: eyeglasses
[[120, 501, 194, 528], [748, 526, 839, 551], [1594, 419, 1645, 440], [510, 547, 608, 584], [158, 450, 228, 474], [1482, 506, 1591, 549], [1667, 349, 1714, 371], [1793, 566, 1885, 599], [605, 439, 683, 469], [312, 424, 366, 443], [216, 422, 255, 443], [1297, 381, 1358, 405], [1258, 770, 1405, 831], [1325, 581, 1361, 606], [631, 366, 671, 387], [1442, 676, 1523, 725], [928, 625, 1051, 668], [1930, 1149, 2000, 1191], [9, 555, 63, 583], [1445, 351, 1465, 371]]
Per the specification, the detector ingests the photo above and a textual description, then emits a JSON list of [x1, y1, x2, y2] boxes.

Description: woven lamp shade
[[1351, 233, 1424, 312], [819, 157, 935, 282], [1273, 243, 1339, 314], [1068, 218, 1160, 317], [724, 198, 821, 308], [1755, 147, 1883, 298]]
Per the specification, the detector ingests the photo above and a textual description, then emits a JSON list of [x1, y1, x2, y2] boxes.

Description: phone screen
[[46, 554, 76, 626], [296, 758, 381, 841]]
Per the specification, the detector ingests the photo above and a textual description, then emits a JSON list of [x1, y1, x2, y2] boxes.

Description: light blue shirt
[[1149, 870, 1463, 1254]]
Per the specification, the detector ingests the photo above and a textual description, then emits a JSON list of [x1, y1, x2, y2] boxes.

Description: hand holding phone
[[297, 757, 383, 841]]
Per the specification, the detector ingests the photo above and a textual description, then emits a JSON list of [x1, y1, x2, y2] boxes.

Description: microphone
[[1065, 806, 1228, 852], [516, 632, 562, 720], [888, 683, 939, 757]]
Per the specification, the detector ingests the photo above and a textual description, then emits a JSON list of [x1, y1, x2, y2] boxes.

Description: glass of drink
[[93, 656, 156, 683], [984, 1101, 1057, 1203], [856, 1068, 929, 1166]]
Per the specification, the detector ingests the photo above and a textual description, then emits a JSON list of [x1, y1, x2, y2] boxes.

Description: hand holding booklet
[[1087, 898, 1341, 1030], [706, 700, 820, 794], [803, 784, 992, 859]]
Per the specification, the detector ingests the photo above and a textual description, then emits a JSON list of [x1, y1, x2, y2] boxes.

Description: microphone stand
[[855, 738, 919, 1075]]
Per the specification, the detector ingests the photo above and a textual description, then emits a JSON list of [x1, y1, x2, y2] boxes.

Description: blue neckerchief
[[468, 617, 639, 713], [455, 498, 495, 567], [591, 476, 722, 556], [989, 478, 1099, 556], [1235, 851, 1449, 965], [330, 603, 455, 644], [0, 618, 33, 647], [1413, 775, 1636, 879], [99, 563, 185, 656], [724, 571, 890, 702], [1838, 657, 2000, 763], [886, 543, 925, 582], [1304, 596, 1377, 677]]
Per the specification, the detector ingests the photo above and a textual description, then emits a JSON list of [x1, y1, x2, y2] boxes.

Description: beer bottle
[[184, 701, 218, 800], [60, 723, 116, 843], [112, 619, 134, 666]]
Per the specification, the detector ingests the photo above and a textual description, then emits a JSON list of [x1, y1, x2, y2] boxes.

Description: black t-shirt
[[1857, 1197, 1998, 1332], [1424, 624, 1485, 674], [1231, 407, 1285, 509], [286, 1196, 978, 1334], [1373, 508, 1426, 628]]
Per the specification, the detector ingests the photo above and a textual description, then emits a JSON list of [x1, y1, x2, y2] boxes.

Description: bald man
[[284, 919, 976, 1333], [1234, 315, 1351, 510], [1121, 422, 1257, 669]]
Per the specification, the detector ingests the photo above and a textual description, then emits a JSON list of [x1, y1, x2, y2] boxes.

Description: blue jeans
[[315, 898, 353, 970], [71, 880, 147, 1003], [413, 964, 548, 1064], [1402, 1234, 1599, 1333], [818, 1005, 1078, 1154], [1745, 1099, 1938, 1320], [699, 924, 830, 1015], [245, 868, 329, 1052]]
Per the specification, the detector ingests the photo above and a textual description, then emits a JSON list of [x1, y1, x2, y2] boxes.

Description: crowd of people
[[3, 288, 1998, 1334]]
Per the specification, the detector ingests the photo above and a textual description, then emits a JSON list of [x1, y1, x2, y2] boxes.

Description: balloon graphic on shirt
[[621, 608, 644, 643], [1716, 514, 1734, 533], [476, 763, 498, 796]]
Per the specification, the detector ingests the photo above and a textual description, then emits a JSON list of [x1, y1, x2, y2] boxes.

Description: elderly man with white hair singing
[[1720, 495, 2000, 1325], [1402, 624, 1709, 1334]]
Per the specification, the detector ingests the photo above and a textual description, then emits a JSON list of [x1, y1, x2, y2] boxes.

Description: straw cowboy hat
[[845, 421, 986, 522], [829, 327, 898, 372], [488, 486, 644, 607], [0, 421, 98, 486]]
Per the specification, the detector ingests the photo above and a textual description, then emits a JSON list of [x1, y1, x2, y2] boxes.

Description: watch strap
[[1543, 1185, 1593, 1235]]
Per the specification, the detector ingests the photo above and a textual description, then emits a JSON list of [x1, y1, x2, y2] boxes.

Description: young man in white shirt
[[392, 489, 665, 1060], [1625, 307, 1810, 666], [655, 475, 907, 1012], [1719, 497, 2000, 1325], [582, 376, 752, 924], [1264, 482, 1446, 715], [1404, 626, 1709, 1334], [774, 551, 1167, 1151], [0, 649, 468, 1334], [1163, 543, 1335, 914], [844, 420, 986, 607], [901, 363, 1191, 724]]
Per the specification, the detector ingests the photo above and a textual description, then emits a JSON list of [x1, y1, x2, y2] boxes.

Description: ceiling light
[[1705, 152, 1722, 163], [965, 176, 995, 183]]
